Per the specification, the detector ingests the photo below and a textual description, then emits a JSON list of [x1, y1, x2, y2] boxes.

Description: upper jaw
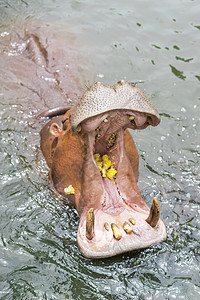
[[69, 80, 161, 133]]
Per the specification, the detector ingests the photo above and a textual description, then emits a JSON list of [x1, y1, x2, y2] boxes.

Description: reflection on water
[[0, 0, 200, 299]]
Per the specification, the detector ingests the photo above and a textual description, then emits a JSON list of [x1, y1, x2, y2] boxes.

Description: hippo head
[[68, 80, 166, 258]]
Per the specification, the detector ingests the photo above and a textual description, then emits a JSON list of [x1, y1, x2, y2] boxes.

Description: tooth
[[128, 115, 135, 120], [111, 223, 122, 240], [104, 222, 109, 231], [129, 218, 135, 225], [86, 208, 94, 240], [107, 132, 117, 149], [103, 118, 108, 123], [123, 222, 132, 234], [147, 116, 153, 125], [128, 115, 135, 126], [76, 124, 81, 132], [146, 197, 160, 227]]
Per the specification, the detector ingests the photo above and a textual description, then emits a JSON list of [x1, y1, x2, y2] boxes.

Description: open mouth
[[74, 109, 166, 258]]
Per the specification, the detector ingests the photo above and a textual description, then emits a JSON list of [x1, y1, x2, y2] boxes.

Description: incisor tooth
[[86, 208, 94, 240], [146, 197, 160, 227], [123, 222, 132, 234], [104, 222, 109, 231], [111, 223, 122, 240], [129, 218, 135, 225], [103, 118, 108, 123]]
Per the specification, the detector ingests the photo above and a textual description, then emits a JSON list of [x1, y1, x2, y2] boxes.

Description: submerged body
[[40, 81, 167, 258]]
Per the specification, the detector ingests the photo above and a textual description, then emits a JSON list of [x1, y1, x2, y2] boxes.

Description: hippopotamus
[[0, 19, 166, 258], [40, 80, 167, 258]]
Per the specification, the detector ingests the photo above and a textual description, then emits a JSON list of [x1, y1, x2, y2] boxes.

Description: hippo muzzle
[[40, 80, 167, 258]]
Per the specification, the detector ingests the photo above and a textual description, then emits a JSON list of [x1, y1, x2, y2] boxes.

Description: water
[[0, 0, 199, 299]]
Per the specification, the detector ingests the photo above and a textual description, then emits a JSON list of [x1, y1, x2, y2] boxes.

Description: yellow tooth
[[129, 218, 135, 225], [104, 222, 109, 231], [86, 208, 94, 240], [147, 116, 153, 125], [111, 223, 122, 240], [146, 197, 160, 227], [123, 222, 132, 234], [103, 118, 108, 123], [76, 124, 81, 132], [128, 115, 135, 120]]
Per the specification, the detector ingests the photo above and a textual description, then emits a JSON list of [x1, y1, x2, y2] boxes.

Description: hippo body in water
[[0, 20, 166, 258], [40, 80, 167, 258]]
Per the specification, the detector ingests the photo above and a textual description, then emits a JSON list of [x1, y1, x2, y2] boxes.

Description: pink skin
[[75, 111, 166, 258]]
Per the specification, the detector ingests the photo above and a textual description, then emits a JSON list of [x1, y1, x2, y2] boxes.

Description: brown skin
[[40, 110, 139, 214], [1, 20, 166, 258], [40, 107, 168, 259]]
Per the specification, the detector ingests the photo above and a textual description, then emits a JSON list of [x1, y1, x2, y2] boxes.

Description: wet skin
[[0, 20, 166, 258], [40, 81, 167, 258]]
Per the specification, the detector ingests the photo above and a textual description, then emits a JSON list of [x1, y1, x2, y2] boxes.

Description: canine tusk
[[86, 208, 94, 240], [146, 197, 160, 227]]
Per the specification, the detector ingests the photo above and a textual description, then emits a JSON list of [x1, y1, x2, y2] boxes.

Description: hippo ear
[[49, 123, 62, 137]]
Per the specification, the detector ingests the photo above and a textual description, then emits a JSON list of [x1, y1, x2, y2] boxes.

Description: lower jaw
[[77, 177, 166, 259], [77, 202, 167, 258]]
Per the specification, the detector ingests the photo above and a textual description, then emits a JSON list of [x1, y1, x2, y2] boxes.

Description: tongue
[[101, 177, 126, 215]]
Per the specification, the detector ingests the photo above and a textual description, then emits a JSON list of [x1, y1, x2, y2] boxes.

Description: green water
[[0, 0, 199, 299]]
